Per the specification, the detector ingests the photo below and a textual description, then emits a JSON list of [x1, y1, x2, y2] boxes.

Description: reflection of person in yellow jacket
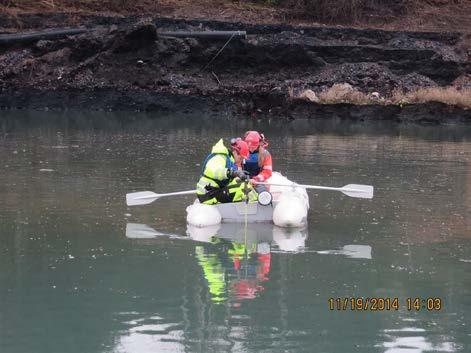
[[195, 238, 271, 303], [195, 245, 227, 302]]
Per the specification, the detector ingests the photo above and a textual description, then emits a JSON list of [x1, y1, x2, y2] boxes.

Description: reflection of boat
[[125, 222, 308, 253], [125, 223, 185, 240], [186, 222, 308, 253], [126, 222, 307, 303], [186, 172, 310, 228]]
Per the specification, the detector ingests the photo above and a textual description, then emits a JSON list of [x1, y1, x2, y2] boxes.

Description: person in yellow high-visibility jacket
[[196, 138, 257, 205]]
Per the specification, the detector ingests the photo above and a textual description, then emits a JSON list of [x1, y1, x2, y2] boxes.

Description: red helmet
[[231, 138, 249, 159], [244, 131, 261, 150]]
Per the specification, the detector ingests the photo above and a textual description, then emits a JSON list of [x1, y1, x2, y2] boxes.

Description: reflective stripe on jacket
[[197, 139, 237, 199]]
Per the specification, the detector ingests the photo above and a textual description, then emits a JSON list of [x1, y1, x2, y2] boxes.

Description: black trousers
[[197, 185, 234, 204]]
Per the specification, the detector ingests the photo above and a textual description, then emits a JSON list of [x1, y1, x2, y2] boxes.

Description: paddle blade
[[341, 184, 374, 199], [126, 191, 159, 206]]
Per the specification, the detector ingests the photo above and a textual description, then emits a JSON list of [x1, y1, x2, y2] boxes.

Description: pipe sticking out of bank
[[0, 28, 90, 44], [157, 31, 247, 39], [0, 28, 247, 46]]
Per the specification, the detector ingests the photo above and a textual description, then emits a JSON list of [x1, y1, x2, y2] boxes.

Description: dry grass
[[317, 83, 372, 105], [393, 87, 471, 108], [280, 0, 409, 23], [289, 84, 374, 104], [0, 0, 156, 12], [1, 0, 470, 32], [283, 0, 364, 23], [290, 84, 471, 108], [0, 0, 55, 9]]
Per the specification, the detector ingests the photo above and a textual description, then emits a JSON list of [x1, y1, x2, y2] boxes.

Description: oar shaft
[[160, 190, 196, 197], [134, 190, 195, 200], [300, 185, 343, 192], [256, 182, 373, 199], [256, 182, 324, 189], [258, 182, 363, 192]]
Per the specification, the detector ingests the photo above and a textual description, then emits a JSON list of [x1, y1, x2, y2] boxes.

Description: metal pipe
[[157, 30, 246, 39], [0, 28, 90, 44]]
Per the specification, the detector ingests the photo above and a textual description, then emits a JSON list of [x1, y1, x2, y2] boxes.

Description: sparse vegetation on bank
[[1, 0, 470, 32], [262, 0, 409, 24], [393, 87, 471, 108], [292, 85, 471, 108], [0, 0, 159, 13]]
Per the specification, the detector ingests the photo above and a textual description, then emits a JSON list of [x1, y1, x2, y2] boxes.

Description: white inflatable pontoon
[[186, 172, 309, 228]]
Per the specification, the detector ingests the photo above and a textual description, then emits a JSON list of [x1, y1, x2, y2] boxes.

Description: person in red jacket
[[243, 131, 273, 191]]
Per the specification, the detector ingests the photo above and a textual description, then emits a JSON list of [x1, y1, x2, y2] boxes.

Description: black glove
[[230, 169, 248, 181]]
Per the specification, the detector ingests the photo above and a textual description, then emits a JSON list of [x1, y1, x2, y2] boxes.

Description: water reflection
[[316, 244, 372, 259], [194, 242, 270, 303], [379, 327, 460, 353], [116, 314, 184, 353], [126, 223, 307, 303], [189, 223, 276, 304]]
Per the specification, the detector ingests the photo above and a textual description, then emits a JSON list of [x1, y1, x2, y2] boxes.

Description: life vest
[[243, 151, 261, 178], [243, 149, 273, 182]]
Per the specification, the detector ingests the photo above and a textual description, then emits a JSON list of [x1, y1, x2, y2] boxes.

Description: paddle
[[256, 182, 374, 199], [126, 181, 373, 206], [125, 223, 189, 239], [126, 190, 196, 206]]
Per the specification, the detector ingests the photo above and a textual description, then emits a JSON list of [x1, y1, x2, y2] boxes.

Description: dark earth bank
[[1, 14, 470, 123]]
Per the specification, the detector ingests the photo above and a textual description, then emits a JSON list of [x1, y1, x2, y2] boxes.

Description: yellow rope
[[244, 181, 248, 260]]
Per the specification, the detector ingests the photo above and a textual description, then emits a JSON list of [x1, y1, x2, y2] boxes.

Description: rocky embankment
[[0, 14, 470, 123]]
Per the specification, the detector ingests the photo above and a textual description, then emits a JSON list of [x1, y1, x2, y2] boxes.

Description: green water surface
[[0, 111, 470, 353]]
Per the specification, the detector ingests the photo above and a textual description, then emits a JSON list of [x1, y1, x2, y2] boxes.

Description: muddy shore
[[1, 14, 470, 123]]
